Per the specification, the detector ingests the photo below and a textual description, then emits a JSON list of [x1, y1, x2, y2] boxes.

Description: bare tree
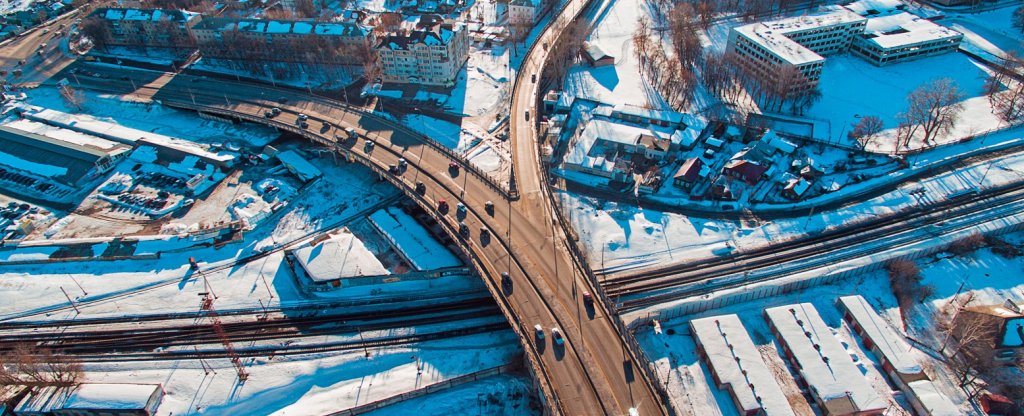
[[944, 311, 998, 393], [632, 16, 652, 76], [668, 4, 703, 68], [0, 344, 83, 393], [293, 0, 317, 18], [848, 115, 883, 143], [59, 85, 85, 111], [899, 78, 965, 144]]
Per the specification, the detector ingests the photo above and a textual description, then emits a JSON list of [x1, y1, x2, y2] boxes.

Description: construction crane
[[198, 271, 249, 382]]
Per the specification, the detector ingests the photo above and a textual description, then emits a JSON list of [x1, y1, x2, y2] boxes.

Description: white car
[[534, 324, 544, 339], [551, 328, 564, 345]]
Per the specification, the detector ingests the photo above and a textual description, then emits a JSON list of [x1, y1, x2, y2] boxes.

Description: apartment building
[[375, 15, 468, 87], [191, 17, 372, 65], [88, 8, 201, 50], [850, 13, 962, 66], [508, 0, 539, 26], [726, 8, 866, 92]]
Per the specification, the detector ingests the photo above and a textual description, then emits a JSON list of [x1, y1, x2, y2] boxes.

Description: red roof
[[673, 158, 703, 182], [723, 160, 768, 184]]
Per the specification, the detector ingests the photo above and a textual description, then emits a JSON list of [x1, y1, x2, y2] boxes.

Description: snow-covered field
[[810, 54, 998, 150], [448, 47, 510, 117], [638, 229, 1024, 416], [24, 87, 280, 148], [563, 0, 669, 109], [75, 331, 523, 416]]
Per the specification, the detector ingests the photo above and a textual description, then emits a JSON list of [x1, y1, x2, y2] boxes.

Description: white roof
[[293, 230, 389, 281], [564, 118, 683, 169], [842, 0, 905, 16], [2, 119, 130, 155], [276, 150, 323, 182], [861, 12, 961, 49], [368, 207, 461, 271], [691, 315, 796, 416], [762, 130, 797, 154], [733, 9, 865, 65], [20, 106, 235, 164], [837, 295, 922, 375], [765, 303, 886, 412], [17, 384, 160, 413], [906, 380, 960, 416]]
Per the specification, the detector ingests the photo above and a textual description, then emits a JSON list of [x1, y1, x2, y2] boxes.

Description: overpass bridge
[[36, 0, 672, 410], [61, 63, 669, 414]]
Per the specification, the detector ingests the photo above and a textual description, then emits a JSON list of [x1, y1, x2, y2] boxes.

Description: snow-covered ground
[[563, 0, 670, 110], [810, 54, 1000, 151], [944, 7, 1024, 60], [366, 374, 536, 416], [0, 0, 32, 15], [74, 330, 523, 416], [637, 229, 1024, 416], [564, 134, 1024, 274], [23, 87, 280, 148], [447, 47, 510, 117]]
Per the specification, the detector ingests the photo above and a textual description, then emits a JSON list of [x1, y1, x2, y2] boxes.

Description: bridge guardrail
[[514, 0, 677, 411], [175, 72, 518, 201]]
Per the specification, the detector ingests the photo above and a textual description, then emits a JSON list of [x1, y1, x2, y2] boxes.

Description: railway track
[[1, 299, 503, 357], [0, 191, 402, 323], [609, 180, 1024, 311], [70, 322, 510, 362]]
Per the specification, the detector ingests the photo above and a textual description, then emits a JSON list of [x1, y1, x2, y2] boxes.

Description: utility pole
[[60, 286, 80, 314]]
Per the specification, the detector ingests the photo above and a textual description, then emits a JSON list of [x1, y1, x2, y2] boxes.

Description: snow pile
[[368, 207, 461, 270], [293, 229, 390, 281], [277, 150, 324, 182]]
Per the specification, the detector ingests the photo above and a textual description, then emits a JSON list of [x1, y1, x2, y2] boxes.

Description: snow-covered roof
[[368, 207, 461, 270], [608, 103, 688, 126], [16, 384, 161, 413], [906, 380, 960, 416], [761, 130, 797, 154], [100, 7, 198, 23], [583, 42, 612, 61], [785, 178, 812, 196], [194, 17, 368, 37], [276, 150, 323, 182], [765, 303, 886, 414], [1, 119, 132, 158], [837, 295, 922, 375], [859, 12, 961, 50], [733, 9, 865, 65], [842, 0, 905, 16], [564, 118, 683, 169], [293, 230, 389, 281], [19, 106, 235, 165], [691, 315, 797, 416]]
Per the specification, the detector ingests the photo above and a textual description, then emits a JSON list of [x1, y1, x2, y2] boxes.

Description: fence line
[[324, 363, 522, 416], [638, 215, 1024, 324]]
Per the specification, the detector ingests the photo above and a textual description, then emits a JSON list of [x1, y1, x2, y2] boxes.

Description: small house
[[782, 178, 812, 199], [723, 159, 769, 185], [673, 158, 703, 189], [582, 42, 614, 67]]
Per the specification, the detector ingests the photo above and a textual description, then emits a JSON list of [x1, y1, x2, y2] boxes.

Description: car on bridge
[[484, 200, 494, 215], [551, 328, 564, 345], [415, 181, 426, 194], [534, 324, 544, 339]]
